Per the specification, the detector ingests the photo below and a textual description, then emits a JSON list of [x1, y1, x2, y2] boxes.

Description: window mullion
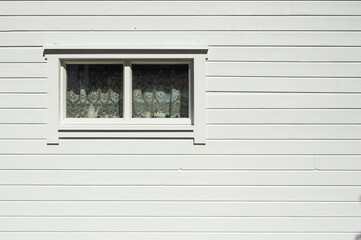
[[123, 62, 132, 120]]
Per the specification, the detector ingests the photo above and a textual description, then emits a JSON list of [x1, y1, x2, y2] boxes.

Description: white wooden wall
[[0, 1, 361, 239]]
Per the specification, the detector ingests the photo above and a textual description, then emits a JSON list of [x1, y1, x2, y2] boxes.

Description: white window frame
[[61, 60, 192, 125], [44, 45, 208, 145]]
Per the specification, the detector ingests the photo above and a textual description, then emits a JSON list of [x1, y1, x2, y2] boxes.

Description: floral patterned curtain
[[132, 64, 189, 118], [66, 64, 123, 118]]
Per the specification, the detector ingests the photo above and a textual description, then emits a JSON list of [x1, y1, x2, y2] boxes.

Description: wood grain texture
[[0, 47, 44, 62], [1, 186, 360, 201], [0, 125, 46, 139], [1, 32, 361, 47], [0, 63, 45, 77], [208, 47, 361, 62], [1, 140, 361, 154], [0, 217, 360, 232], [207, 93, 361, 109], [0, 94, 46, 108], [316, 156, 361, 170], [207, 109, 361, 124], [0, 233, 358, 240], [0, 170, 360, 186], [5, 46, 361, 62], [0, 155, 314, 170], [1, 0, 361, 237], [207, 125, 361, 139], [1, 16, 361, 31], [207, 77, 361, 93], [2, 1, 361, 16], [0, 79, 46, 93], [0, 109, 46, 123], [207, 62, 361, 77], [1, 201, 360, 217]]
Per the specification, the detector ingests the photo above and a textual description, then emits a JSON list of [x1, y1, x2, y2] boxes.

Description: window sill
[[57, 120, 200, 143], [58, 130, 194, 139], [59, 123, 194, 131], [59, 122, 194, 139]]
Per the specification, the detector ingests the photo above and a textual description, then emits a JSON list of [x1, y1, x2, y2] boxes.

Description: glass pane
[[132, 64, 189, 118], [66, 64, 123, 118]]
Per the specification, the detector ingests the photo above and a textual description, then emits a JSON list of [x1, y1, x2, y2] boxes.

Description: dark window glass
[[132, 64, 189, 118], [66, 64, 123, 118]]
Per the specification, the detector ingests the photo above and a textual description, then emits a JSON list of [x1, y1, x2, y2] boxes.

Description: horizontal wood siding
[[2, 2, 361, 16], [0, 155, 314, 170], [1, 170, 361, 186], [207, 77, 361, 93], [1, 201, 361, 216], [2, 32, 361, 46], [1, 1, 360, 239], [208, 109, 361, 123], [0, 233, 357, 240], [2, 16, 361, 31], [0, 109, 46, 123], [1, 186, 360, 201], [1, 140, 361, 154], [0, 79, 47, 93], [1, 217, 360, 232]]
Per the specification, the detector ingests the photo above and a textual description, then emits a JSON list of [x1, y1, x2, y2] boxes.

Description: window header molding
[[44, 45, 208, 145], [43, 45, 209, 51]]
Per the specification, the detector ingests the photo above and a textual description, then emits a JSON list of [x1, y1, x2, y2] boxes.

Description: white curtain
[[66, 64, 188, 119], [66, 64, 123, 118], [132, 64, 189, 118]]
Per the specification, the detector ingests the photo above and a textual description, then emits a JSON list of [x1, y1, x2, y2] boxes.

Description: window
[[44, 46, 207, 145], [65, 63, 124, 119], [132, 64, 189, 119], [63, 62, 190, 122]]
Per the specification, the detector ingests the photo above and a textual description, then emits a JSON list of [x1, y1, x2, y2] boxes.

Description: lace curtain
[[66, 64, 123, 118], [66, 64, 189, 119], [132, 64, 189, 118]]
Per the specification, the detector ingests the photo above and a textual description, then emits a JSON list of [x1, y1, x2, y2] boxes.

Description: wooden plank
[[1, 140, 361, 154], [0, 217, 360, 232], [0, 155, 314, 170], [207, 62, 361, 77], [1, 201, 360, 217], [208, 125, 361, 140], [207, 77, 361, 93], [0, 63, 45, 77], [0, 94, 46, 108], [0, 170, 361, 186], [1, 186, 359, 201], [0, 47, 44, 62], [0, 109, 46, 123], [0, 79, 46, 93], [316, 156, 361, 170], [207, 109, 361, 124], [6, 46, 361, 63], [209, 47, 361, 62], [0, 125, 46, 139], [1, 16, 361, 31], [1, 1, 361, 16], [0, 233, 357, 240], [59, 131, 194, 139], [193, 55, 207, 144], [207, 93, 361, 109], [59, 124, 194, 131], [1, 32, 361, 47], [46, 56, 59, 144]]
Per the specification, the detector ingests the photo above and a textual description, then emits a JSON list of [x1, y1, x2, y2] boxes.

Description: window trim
[[61, 60, 192, 126], [44, 45, 208, 145]]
